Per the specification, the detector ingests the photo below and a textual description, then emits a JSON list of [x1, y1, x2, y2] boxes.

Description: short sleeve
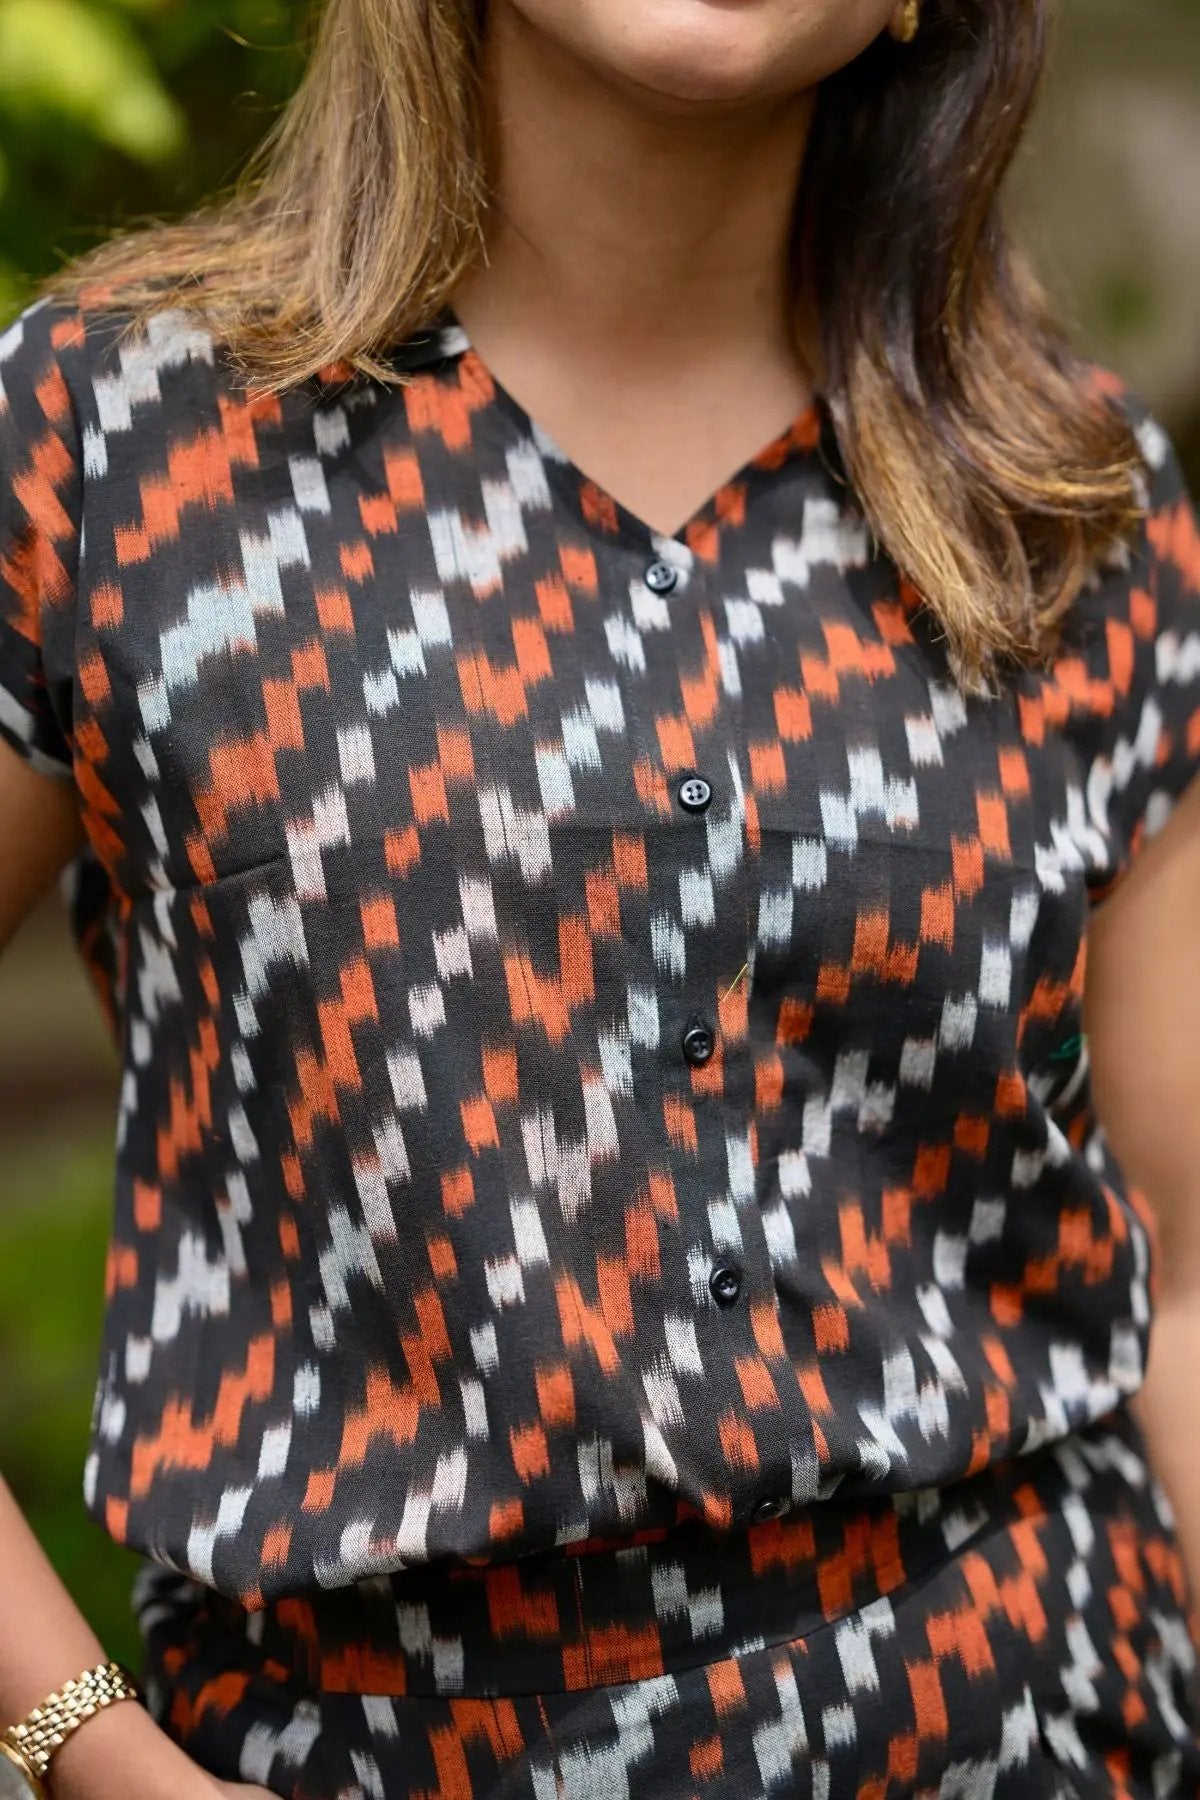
[[1073, 394, 1200, 907], [0, 299, 83, 778]]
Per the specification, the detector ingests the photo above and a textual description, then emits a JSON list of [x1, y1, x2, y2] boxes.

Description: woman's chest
[[71, 408, 1095, 1027]]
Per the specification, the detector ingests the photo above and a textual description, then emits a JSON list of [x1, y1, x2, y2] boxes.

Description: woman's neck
[[454, 3, 816, 378]]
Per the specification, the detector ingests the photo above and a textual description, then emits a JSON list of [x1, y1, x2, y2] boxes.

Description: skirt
[[132, 1406, 1200, 1799]]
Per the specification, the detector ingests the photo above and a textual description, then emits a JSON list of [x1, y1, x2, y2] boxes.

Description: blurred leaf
[[0, 0, 184, 162]]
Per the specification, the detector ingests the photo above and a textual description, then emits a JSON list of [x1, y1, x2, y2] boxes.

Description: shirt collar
[[388, 310, 471, 372]]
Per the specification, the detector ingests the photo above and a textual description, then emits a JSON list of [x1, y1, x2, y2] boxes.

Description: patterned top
[[2, 297, 1198, 1609]]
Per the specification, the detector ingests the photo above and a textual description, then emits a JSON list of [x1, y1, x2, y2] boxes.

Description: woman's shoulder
[[2, 288, 236, 448]]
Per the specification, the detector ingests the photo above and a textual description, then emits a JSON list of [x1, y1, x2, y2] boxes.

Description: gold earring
[[889, 0, 920, 43]]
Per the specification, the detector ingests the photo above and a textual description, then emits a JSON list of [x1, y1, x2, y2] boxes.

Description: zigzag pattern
[[1, 298, 1199, 1786]]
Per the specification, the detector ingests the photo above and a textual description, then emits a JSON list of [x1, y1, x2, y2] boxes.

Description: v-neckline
[[442, 309, 832, 556]]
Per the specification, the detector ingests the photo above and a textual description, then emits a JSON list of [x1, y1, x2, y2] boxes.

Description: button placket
[[679, 554, 799, 1531], [632, 531, 788, 1533]]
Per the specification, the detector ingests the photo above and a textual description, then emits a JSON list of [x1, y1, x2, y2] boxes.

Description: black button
[[750, 1494, 789, 1525], [681, 1017, 715, 1067], [677, 774, 713, 814], [644, 559, 679, 595], [708, 1263, 742, 1308]]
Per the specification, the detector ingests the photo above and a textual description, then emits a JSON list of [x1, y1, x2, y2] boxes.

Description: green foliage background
[[0, 0, 1198, 1671], [0, 0, 303, 314]]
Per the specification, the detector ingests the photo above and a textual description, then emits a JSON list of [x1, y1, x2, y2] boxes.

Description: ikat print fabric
[[131, 1411, 1200, 1798], [1, 296, 1199, 1620]]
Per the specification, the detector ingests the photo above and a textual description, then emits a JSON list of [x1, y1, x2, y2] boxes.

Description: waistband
[[136, 1408, 1153, 1700]]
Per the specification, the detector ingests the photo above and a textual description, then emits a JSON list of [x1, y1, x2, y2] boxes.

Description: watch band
[[1, 1660, 143, 1779]]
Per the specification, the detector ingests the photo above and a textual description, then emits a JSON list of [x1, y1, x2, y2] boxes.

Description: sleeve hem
[[0, 681, 74, 780]]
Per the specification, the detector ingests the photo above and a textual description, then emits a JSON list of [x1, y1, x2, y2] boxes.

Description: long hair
[[45, 0, 1143, 695]]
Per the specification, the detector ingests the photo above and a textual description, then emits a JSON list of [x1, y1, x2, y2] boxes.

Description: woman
[[2, 0, 1199, 1795]]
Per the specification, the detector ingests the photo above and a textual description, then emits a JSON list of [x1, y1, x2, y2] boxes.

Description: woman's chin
[[509, 0, 820, 114]]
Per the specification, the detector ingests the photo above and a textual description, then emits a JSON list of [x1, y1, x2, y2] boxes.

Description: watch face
[[0, 1743, 41, 1800]]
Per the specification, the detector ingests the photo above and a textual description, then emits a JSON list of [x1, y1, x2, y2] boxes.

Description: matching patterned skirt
[[135, 1407, 1200, 1799]]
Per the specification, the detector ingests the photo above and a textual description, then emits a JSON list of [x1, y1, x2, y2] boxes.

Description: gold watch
[[0, 1661, 143, 1799]]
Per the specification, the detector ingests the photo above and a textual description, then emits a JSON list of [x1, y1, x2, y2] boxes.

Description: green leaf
[[0, 0, 184, 162]]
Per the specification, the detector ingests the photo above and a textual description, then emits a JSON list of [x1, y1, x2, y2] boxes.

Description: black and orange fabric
[[2, 294, 1200, 1796], [131, 1411, 1199, 1796]]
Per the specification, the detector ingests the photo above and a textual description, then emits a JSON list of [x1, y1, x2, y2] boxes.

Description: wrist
[[46, 1701, 214, 1800]]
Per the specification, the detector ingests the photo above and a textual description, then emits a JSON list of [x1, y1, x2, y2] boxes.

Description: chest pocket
[[91, 521, 492, 899]]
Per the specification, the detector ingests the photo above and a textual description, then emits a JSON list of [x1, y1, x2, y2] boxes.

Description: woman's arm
[[1084, 771, 1200, 1594], [0, 744, 265, 1799], [0, 1475, 232, 1800]]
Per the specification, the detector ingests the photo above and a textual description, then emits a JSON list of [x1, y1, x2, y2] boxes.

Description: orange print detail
[[976, 791, 1011, 857], [441, 1166, 475, 1216], [360, 895, 400, 949], [261, 1523, 293, 1570], [912, 1144, 950, 1201], [734, 1355, 780, 1412], [384, 824, 422, 877], [486, 1564, 560, 1640], [656, 714, 696, 771], [705, 1658, 746, 1717], [996, 744, 1031, 795], [191, 730, 281, 849], [623, 1203, 660, 1281], [461, 1094, 499, 1153], [749, 741, 787, 793], [579, 481, 619, 535], [89, 582, 123, 628], [906, 1659, 949, 1741], [662, 1093, 698, 1153], [534, 574, 574, 632], [1149, 496, 1200, 586], [612, 830, 649, 888], [632, 757, 672, 814], [337, 1369, 420, 1469], [409, 760, 450, 824], [813, 1302, 850, 1353], [690, 1735, 725, 1781], [340, 540, 375, 583], [384, 445, 424, 509], [750, 1299, 787, 1361], [562, 1625, 663, 1690], [130, 1335, 276, 1499], [717, 1410, 759, 1472], [559, 542, 598, 593], [456, 648, 529, 726], [954, 1113, 990, 1158], [426, 1235, 458, 1282], [535, 1363, 575, 1429], [489, 1498, 524, 1541], [509, 1421, 551, 1483], [584, 867, 621, 937], [512, 616, 553, 683], [554, 1275, 621, 1374], [263, 677, 305, 753], [774, 687, 813, 741], [132, 1180, 162, 1231], [482, 1044, 519, 1106]]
